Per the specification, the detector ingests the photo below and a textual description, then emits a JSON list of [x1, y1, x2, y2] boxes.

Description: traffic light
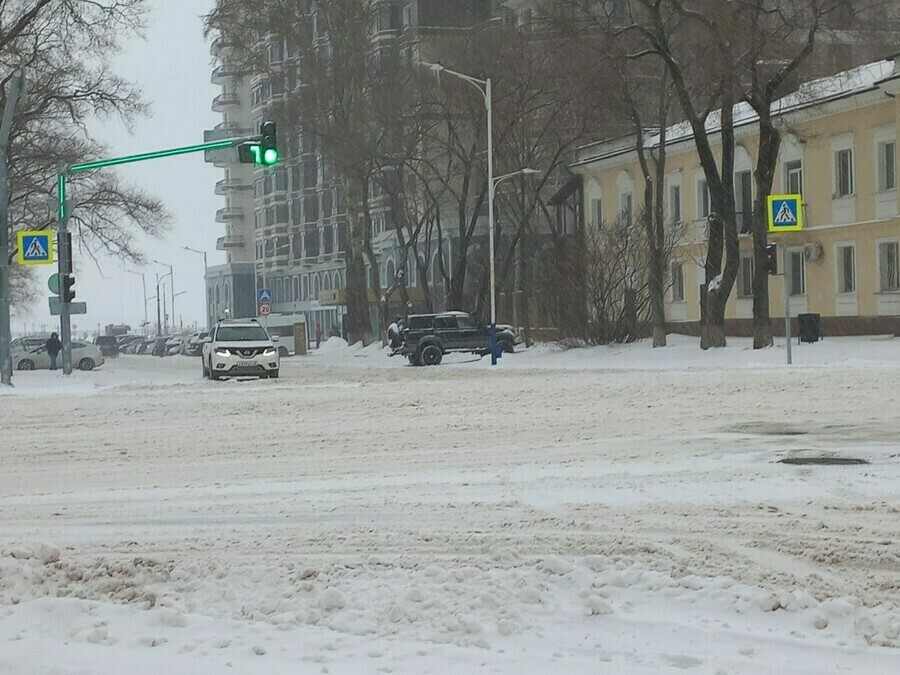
[[765, 243, 778, 275], [260, 121, 278, 165], [62, 273, 76, 303], [237, 121, 278, 166]]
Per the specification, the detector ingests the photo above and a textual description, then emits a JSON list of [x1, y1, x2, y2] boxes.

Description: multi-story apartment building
[[572, 57, 900, 335], [205, 1, 491, 334]]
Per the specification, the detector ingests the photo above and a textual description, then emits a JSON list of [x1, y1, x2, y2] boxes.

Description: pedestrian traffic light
[[765, 243, 778, 275], [62, 273, 76, 303], [238, 121, 279, 166]]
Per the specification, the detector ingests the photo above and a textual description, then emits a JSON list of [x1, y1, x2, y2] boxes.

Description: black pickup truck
[[390, 311, 517, 366]]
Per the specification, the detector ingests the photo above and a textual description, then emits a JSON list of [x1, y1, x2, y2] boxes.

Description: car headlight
[[263, 347, 277, 356], [215, 348, 231, 356]]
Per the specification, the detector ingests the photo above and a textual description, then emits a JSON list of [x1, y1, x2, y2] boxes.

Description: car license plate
[[237, 360, 255, 367]]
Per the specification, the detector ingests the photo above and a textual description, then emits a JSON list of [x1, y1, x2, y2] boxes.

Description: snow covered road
[[1, 345, 899, 673]]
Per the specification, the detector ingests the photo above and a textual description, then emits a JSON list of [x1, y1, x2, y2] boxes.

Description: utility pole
[[0, 68, 26, 386], [156, 272, 162, 336]]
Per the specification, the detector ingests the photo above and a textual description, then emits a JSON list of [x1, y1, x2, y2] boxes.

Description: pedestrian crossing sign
[[17, 230, 54, 265], [767, 194, 803, 232]]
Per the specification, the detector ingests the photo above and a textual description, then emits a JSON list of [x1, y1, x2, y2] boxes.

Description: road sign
[[48, 273, 60, 294], [257, 288, 272, 303], [17, 230, 54, 265], [767, 194, 803, 232], [49, 297, 86, 315], [258, 302, 272, 316]]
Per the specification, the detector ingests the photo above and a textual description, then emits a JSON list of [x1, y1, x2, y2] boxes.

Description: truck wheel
[[269, 370, 279, 379], [502, 340, 515, 354], [278, 347, 289, 357], [421, 344, 443, 366], [209, 360, 221, 380]]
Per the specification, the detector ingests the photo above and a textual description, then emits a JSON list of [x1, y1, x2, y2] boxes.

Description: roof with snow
[[573, 58, 898, 167]]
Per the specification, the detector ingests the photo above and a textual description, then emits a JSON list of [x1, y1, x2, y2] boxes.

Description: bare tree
[[2, 0, 168, 309]]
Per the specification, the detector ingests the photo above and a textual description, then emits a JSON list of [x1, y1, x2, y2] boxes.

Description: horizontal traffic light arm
[[68, 137, 260, 173]]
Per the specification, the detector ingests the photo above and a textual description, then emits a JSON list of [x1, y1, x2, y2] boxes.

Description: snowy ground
[[1, 338, 899, 673]]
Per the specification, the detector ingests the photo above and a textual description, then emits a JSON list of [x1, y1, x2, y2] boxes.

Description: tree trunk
[[343, 173, 371, 345], [751, 115, 780, 349]]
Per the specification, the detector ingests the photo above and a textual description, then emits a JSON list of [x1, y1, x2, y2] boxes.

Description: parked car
[[9, 336, 49, 353], [116, 335, 142, 351], [185, 332, 210, 357], [135, 339, 155, 355], [12, 341, 104, 371], [202, 319, 280, 380], [95, 335, 120, 358], [150, 337, 171, 356], [390, 311, 516, 366]]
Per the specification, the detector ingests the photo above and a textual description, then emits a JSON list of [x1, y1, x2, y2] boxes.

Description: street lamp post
[[155, 271, 172, 336], [152, 260, 174, 334], [183, 246, 209, 328], [420, 60, 539, 365]]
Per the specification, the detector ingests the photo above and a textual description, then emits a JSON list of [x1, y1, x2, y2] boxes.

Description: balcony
[[215, 207, 245, 222], [210, 37, 234, 57], [215, 178, 253, 195], [216, 235, 246, 250], [211, 64, 246, 84], [211, 92, 241, 112], [204, 123, 251, 143]]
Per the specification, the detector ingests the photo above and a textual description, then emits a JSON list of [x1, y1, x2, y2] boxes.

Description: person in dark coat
[[46, 332, 61, 370]]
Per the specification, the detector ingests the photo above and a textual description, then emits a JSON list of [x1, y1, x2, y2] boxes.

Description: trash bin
[[798, 313, 821, 343]]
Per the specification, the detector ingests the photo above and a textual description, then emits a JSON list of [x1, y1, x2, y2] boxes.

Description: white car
[[12, 341, 104, 371], [202, 320, 280, 380]]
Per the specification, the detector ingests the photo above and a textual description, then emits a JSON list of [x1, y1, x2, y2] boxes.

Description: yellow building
[[571, 58, 900, 336]]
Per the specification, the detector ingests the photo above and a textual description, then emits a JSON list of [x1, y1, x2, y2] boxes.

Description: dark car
[[391, 311, 516, 366], [95, 335, 120, 358]]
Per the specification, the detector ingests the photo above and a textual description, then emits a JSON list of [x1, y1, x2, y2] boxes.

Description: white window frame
[[785, 159, 803, 195], [590, 197, 603, 226], [671, 261, 685, 303], [788, 247, 806, 297], [877, 239, 900, 293], [738, 252, 754, 298], [830, 134, 856, 225], [874, 125, 897, 220], [833, 143, 854, 198], [833, 242, 855, 295], [667, 172, 683, 230], [697, 176, 710, 219], [620, 191, 633, 226]]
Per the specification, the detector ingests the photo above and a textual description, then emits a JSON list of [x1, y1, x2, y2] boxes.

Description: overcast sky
[[16, 0, 222, 336]]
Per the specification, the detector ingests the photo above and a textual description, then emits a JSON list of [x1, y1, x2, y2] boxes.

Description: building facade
[[572, 58, 900, 335], [205, 1, 491, 335]]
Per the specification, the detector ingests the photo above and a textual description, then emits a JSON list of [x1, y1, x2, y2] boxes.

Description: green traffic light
[[263, 148, 279, 165]]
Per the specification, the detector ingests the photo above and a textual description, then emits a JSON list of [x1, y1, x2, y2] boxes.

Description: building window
[[275, 204, 289, 225], [275, 170, 288, 192], [590, 197, 602, 225], [303, 158, 317, 188], [789, 249, 806, 296], [738, 253, 754, 298], [877, 140, 896, 192], [304, 195, 319, 223], [835, 148, 854, 197], [878, 241, 900, 292], [402, 4, 412, 29], [785, 159, 803, 195], [671, 262, 685, 302], [668, 183, 681, 228], [620, 192, 633, 226], [837, 244, 856, 294], [697, 178, 710, 218], [267, 41, 284, 64], [735, 170, 752, 233], [265, 207, 275, 227]]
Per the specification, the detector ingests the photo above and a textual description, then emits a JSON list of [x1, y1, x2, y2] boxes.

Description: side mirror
[[272, 335, 280, 342]]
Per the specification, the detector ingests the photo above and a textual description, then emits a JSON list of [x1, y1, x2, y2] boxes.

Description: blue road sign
[[258, 288, 273, 303], [767, 194, 803, 232], [17, 230, 54, 265]]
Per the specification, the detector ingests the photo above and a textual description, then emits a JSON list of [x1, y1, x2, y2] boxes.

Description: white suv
[[202, 320, 280, 380]]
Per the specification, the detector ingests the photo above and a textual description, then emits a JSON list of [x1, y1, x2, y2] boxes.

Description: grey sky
[[17, 0, 222, 335]]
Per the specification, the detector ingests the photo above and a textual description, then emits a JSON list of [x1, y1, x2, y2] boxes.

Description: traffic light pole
[[783, 236, 792, 365], [57, 171, 73, 374], [55, 132, 266, 375]]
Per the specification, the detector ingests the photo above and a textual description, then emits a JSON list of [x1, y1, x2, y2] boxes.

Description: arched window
[[302, 275, 309, 301], [385, 259, 396, 287], [224, 281, 230, 303], [292, 276, 299, 301]]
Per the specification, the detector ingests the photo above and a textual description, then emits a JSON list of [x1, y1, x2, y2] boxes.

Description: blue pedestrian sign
[[767, 194, 803, 232], [17, 230, 54, 265], [257, 288, 273, 304]]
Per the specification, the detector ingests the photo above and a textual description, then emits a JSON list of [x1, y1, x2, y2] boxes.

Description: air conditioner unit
[[804, 243, 823, 262]]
